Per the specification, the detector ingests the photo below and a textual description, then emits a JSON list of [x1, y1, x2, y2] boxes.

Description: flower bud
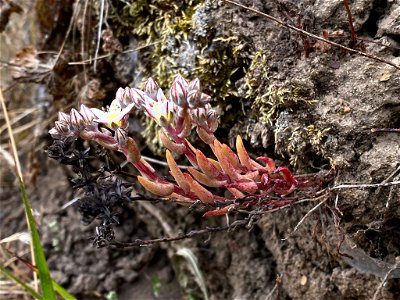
[[115, 128, 128, 148], [187, 89, 202, 108], [79, 104, 96, 123], [173, 74, 188, 89], [191, 107, 207, 127], [58, 112, 69, 123], [55, 121, 68, 133], [206, 110, 218, 132], [200, 93, 211, 105], [144, 77, 159, 100], [170, 80, 188, 107], [70, 108, 85, 128], [128, 88, 145, 108], [188, 78, 201, 92], [116, 87, 132, 106], [49, 127, 61, 139]]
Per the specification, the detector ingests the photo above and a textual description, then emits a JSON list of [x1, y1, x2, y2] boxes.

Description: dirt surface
[[1, 0, 400, 299]]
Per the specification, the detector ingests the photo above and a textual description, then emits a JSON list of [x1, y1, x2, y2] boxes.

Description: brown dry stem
[[224, 0, 400, 70]]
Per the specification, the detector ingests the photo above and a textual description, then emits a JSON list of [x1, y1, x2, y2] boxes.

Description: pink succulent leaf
[[202, 204, 236, 217], [274, 166, 298, 186], [260, 168, 298, 196], [256, 156, 276, 173], [269, 180, 297, 195], [226, 180, 259, 194]]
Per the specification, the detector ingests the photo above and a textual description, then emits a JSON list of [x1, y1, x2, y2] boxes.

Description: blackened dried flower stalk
[[46, 138, 134, 245], [49, 75, 326, 217]]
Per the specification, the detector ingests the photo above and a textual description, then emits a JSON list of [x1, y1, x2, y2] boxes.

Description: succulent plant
[[49, 75, 325, 217]]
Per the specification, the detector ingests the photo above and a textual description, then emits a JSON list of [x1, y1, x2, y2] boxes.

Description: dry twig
[[224, 0, 400, 70], [108, 178, 400, 248], [282, 196, 328, 240], [68, 42, 161, 65], [107, 219, 248, 248], [331, 181, 400, 190], [373, 260, 400, 300]]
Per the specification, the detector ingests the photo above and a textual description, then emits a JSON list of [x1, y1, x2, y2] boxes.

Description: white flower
[[91, 99, 135, 129], [142, 89, 174, 125]]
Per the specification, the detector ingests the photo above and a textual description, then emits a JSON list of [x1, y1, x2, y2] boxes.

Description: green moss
[[282, 125, 331, 167], [240, 50, 333, 167], [195, 36, 252, 100], [244, 50, 315, 125], [111, 0, 203, 86], [112, 1, 253, 94]]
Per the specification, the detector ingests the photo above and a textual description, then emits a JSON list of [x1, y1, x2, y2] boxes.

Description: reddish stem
[[343, 0, 357, 46], [165, 124, 198, 166], [133, 160, 159, 181]]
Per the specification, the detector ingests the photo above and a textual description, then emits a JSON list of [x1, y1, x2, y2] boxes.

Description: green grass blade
[[4, 246, 77, 300], [175, 248, 209, 300], [51, 279, 77, 300], [1, 90, 62, 299], [0, 264, 43, 300], [18, 177, 57, 300]]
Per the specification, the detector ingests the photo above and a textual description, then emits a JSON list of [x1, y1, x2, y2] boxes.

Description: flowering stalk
[[49, 75, 324, 216]]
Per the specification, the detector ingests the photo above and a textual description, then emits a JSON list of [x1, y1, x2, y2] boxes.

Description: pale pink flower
[[142, 89, 174, 125], [91, 99, 135, 129]]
